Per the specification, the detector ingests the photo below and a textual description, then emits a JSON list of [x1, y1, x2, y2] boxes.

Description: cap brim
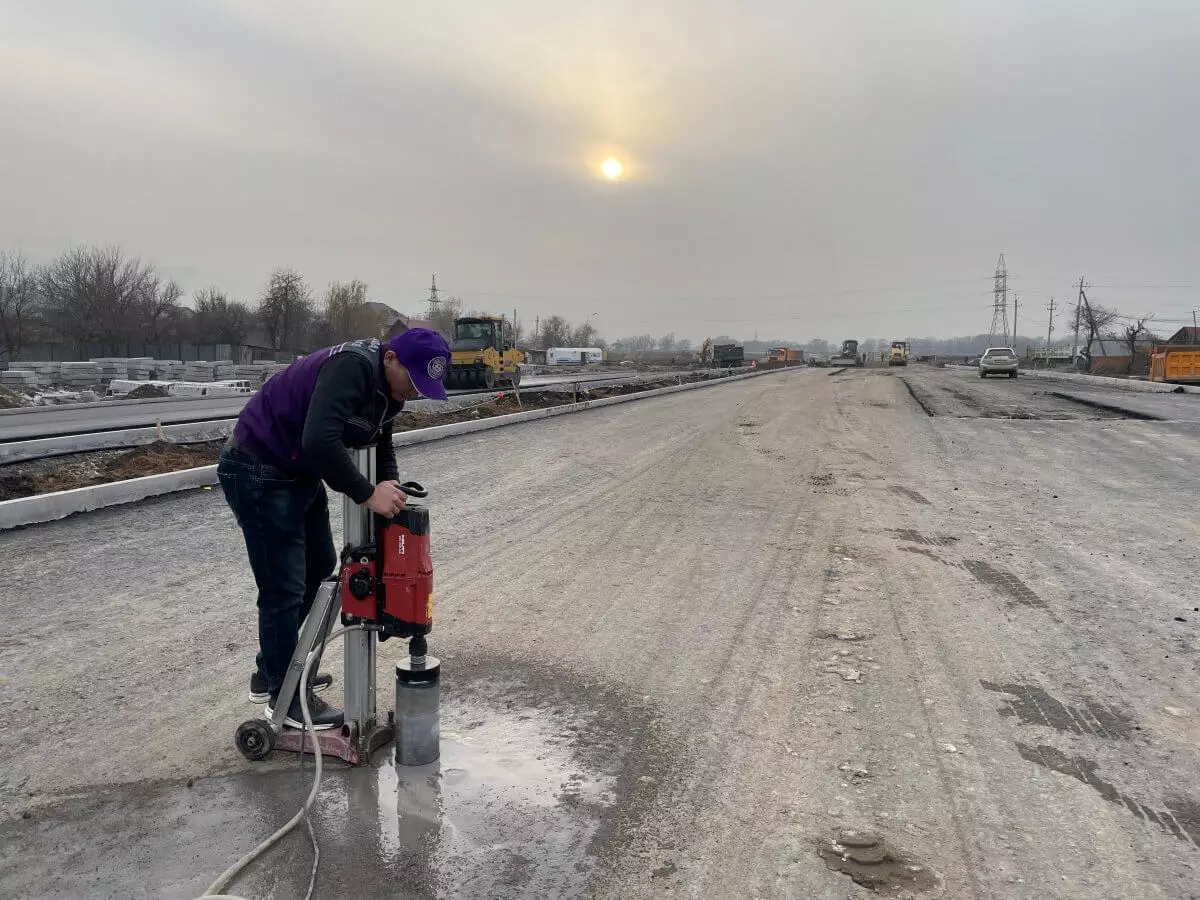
[[411, 370, 448, 401]]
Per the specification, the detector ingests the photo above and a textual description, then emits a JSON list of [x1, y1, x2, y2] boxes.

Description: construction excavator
[[446, 315, 524, 389]]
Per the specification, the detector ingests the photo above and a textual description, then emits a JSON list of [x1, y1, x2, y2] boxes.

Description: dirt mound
[[123, 384, 169, 399], [0, 384, 26, 409]]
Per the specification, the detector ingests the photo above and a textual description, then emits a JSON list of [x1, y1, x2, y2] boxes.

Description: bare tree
[[428, 295, 463, 340], [570, 321, 599, 347], [615, 334, 655, 353], [1115, 315, 1154, 376], [138, 276, 183, 345], [0, 250, 39, 362], [324, 279, 373, 342], [40, 246, 158, 353], [257, 268, 314, 351], [194, 287, 251, 346], [657, 332, 677, 351], [539, 315, 572, 348], [1078, 301, 1119, 372]]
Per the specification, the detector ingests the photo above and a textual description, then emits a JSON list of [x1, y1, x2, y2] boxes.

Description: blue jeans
[[217, 444, 337, 697]]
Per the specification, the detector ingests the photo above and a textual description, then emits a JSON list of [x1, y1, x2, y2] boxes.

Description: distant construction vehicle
[[447, 315, 523, 388], [831, 340, 860, 367], [713, 343, 745, 368], [765, 347, 802, 364], [1149, 347, 1200, 384], [888, 341, 910, 366]]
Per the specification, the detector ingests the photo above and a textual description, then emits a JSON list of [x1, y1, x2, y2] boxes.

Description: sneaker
[[266, 691, 345, 731], [248, 670, 333, 704]]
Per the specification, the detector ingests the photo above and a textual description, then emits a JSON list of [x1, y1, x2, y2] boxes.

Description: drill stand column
[[338, 446, 396, 761]]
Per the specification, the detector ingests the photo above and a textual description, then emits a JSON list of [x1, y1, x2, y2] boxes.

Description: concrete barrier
[[0, 367, 797, 529]]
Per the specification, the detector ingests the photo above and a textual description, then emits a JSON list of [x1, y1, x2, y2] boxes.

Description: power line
[[443, 276, 996, 306]]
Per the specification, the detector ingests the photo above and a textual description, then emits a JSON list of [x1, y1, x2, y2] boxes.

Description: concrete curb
[[0, 367, 795, 530], [945, 364, 1200, 394], [0, 465, 221, 529], [0, 419, 239, 465]]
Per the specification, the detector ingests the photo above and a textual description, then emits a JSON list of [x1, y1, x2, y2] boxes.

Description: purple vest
[[233, 340, 386, 470]]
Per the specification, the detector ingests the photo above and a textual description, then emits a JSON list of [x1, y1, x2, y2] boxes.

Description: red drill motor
[[339, 480, 433, 640]]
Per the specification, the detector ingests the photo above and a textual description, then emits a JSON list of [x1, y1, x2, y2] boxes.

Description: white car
[[979, 347, 1019, 378]]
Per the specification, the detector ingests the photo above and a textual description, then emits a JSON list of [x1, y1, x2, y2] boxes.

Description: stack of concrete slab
[[7, 361, 62, 387], [234, 364, 266, 384], [214, 360, 235, 380], [1, 368, 38, 389], [92, 358, 130, 382], [183, 361, 216, 382], [170, 379, 253, 397], [155, 360, 184, 380], [126, 358, 155, 380], [58, 362, 102, 388]]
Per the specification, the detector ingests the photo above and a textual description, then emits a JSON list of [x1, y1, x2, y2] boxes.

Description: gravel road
[[1, 366, 1197, 899]]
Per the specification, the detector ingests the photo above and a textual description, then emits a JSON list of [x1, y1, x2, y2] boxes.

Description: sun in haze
[[600, 157, 624, 180]]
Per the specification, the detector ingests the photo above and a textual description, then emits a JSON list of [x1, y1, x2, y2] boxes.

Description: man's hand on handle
[[366, 480, 408, 517]]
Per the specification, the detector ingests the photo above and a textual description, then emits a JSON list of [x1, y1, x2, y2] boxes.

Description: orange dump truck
[[766, 347, 802, 364], [1149, 347, 1200, 384]]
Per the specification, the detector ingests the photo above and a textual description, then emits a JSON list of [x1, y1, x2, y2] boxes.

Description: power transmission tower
[[425, 274, 440, 319], [989, 253, 1010, 347], [1045, 297, 1056, 368]]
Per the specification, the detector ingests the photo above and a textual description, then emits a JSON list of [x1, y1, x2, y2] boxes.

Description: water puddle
[[303, 695, 619, 898]]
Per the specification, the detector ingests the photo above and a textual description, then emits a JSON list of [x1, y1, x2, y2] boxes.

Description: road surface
[[1, 366, 1197, 899], [0, 371, 636, 442]]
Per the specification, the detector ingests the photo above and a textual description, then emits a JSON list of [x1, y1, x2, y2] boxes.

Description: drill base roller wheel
[[236, 719, 276, 761]]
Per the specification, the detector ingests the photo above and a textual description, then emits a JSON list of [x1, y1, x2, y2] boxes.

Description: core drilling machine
[[233, 446, 440, 767]]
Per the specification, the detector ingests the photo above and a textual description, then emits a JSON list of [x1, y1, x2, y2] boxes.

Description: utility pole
[[1045, 297, 1056, 369], [1080, 278, 1089, 369], [1012, 291, 1019, 348], [425, 274, 440, 320], [989, 253, 1010, 347]]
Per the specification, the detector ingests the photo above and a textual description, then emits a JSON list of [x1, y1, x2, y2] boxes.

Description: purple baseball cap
[[388, 328, 450, 400]]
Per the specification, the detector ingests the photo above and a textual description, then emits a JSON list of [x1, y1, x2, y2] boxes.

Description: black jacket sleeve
[[301, 353, 376, 504], [377, 419, 399, 484]]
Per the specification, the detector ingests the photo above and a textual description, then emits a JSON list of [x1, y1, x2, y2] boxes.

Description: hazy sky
[[2, 0, 1198, 342]]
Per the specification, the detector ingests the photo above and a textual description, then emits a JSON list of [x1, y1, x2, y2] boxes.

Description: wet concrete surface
[[0, 657, 668, 899]]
